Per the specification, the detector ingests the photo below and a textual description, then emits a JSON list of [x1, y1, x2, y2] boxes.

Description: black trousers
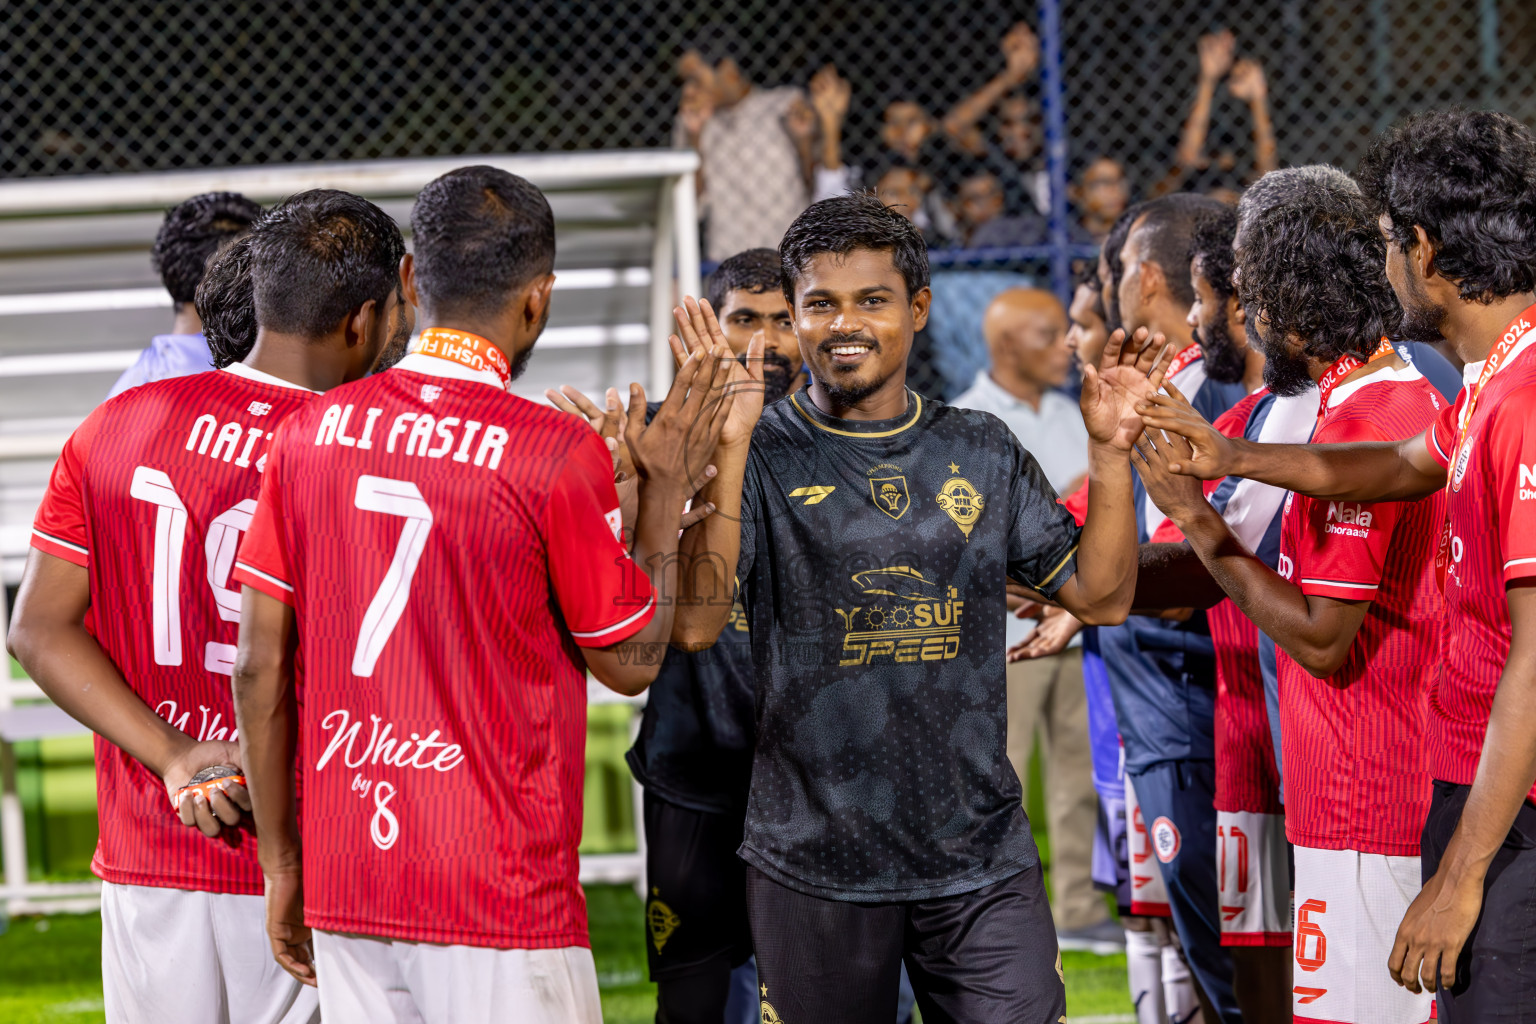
[[745, 863, 1066, 1024], [1421, 780, 1536, 1022]]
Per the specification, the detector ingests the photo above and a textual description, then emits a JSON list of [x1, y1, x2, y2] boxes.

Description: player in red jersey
[[230, 166, 731, 1024], [1136, 166, 1443, 1024], [7, 189, 410, 1024], [1138, 112, 1536, 1021]]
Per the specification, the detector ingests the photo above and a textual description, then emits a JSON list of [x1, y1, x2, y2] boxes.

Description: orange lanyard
[[409, 328, 511, 387], [1163, 341, 1203, 381], [1449, 304, 1536, 477], [1315, 337, 1396, 422]]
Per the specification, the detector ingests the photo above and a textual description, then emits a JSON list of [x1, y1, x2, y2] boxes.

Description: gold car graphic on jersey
[[835, 565, 964, 666]]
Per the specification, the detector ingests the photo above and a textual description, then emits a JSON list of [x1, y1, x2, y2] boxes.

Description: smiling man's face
[[792, 248, 928, 406]]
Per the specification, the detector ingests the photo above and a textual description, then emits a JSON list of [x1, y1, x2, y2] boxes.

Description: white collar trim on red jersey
[[1326, 361, 1424, 410], [222, 361, 321, 393], [394, 351, 507, 390], [1462, 331, 1536, 388]]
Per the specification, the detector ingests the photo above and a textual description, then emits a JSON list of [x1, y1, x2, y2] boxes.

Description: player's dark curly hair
[[249, 189, 405, 338], [1234, 166, 1400, 362], [197, 234, 256, 368], [151, 191, 262, 306], [707, 248, 782, 311], [411, 165, 556, 320], [779, 191, 929, 302], [1189, 205, 1238, 304], [1357, 109, 1536, 304]]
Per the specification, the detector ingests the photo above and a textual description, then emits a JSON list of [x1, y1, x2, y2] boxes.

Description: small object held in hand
[[178, 764, 245, 802]]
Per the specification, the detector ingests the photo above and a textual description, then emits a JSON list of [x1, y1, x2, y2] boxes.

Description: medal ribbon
[[1448, 304, 1536, 477], [409, 328, 511, 387], [1162, 341, 1203, 381], [1315, 337, 1396, 422]]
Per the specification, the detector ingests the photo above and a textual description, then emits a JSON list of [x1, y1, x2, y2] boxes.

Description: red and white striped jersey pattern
[[1277, 365, 1445, 855], [1425, 329, 1536, 803], [233, 350, 655, 949], [31, 364, 317, 894]]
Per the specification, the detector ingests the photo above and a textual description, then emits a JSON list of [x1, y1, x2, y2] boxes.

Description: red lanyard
[[1163, 341, 1203, 381], [1315, 337, 1396, 422], [1449, 304, 1536, 477], [409, 328, 511, 387]]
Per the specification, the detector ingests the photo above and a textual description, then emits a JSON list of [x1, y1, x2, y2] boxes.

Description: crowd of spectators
[[675, 23, 1276, 262]]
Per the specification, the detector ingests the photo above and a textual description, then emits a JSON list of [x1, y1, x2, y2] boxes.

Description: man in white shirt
[[953, 287, 1114, 950]]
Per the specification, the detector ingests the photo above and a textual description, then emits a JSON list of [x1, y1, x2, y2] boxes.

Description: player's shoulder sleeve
[[544, 426, 656, 648], [232, 422, 298, 606], [1291, 413, 1401, 600], [1488, 382, 1536, 582], [1004, 430, 1082, 597], [1425, 389, 1465, 471], [735, 443, 767, 590], [31, 403, 111, 567]]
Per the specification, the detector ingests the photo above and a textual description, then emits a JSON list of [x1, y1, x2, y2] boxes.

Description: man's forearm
[[672, 442, 748, 647], [1250, 97, 1277, 174], [617, 479, 692, 654], [1132, 542, 1227, 611], [12, 623, 187, 777], [231, 660, 301, 873], [1073, 443, 1140, 618], [1227, 438, 1442, 501]]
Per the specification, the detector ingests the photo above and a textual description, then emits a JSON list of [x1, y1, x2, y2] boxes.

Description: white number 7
[[352, 475, 434, 677]]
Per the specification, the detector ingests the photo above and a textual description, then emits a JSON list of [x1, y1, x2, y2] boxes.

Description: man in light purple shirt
[[108, 192, 263, 398]]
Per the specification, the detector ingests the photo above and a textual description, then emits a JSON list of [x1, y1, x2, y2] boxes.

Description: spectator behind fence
[[1070, 156, 1131, 244], [944, 21, 1049, 216], [874, 164, 938, 240], [959, 170, 1047, 249], [1152, 30, 1278, 201], [676, 45, 812, 261], [951, 289, 1115, 952], [108, 191, 263, 398]]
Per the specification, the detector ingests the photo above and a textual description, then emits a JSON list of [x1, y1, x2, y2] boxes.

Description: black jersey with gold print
[[735, 387, 1082, 902]]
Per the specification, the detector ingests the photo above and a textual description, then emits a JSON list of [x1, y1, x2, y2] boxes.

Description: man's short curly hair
[[779, 192, 929, 302], [196, 234, 256, 368], [1234, 166, 1400, 363], [706, 248, 782, 311], [152, 191, 263, 305], [1189, 205, 1238, 305], [1357, 109, 1536, 304]]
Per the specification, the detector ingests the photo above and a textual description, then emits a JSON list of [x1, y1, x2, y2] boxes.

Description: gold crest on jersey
[[935, 470, 985, 540], [868, 475, 910, 519], [761, 984, 785, 1023]]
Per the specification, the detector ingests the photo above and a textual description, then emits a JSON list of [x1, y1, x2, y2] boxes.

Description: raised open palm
[[1080, 327, 1171, 451], [669, 296, 766, 450]]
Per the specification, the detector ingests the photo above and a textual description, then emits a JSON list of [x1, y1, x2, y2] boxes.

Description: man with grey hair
[[1133, 164, 1444, 1024]]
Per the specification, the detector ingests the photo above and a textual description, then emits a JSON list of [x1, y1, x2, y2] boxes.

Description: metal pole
[[1037, 0, 1071, 307], [649, 179, 677, 394], [673, 171, 702, 307]]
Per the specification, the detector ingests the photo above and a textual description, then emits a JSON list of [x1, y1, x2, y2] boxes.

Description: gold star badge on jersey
[[935, 468, 985, 540]]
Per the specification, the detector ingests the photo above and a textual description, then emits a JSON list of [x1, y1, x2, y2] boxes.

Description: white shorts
[[100, 880, 319, 1024], [1291, 846, 1433, 1024], [312, 930, 602, 1024], [1217, 810, 1291, 946], [1126, 773, 1171, 917]]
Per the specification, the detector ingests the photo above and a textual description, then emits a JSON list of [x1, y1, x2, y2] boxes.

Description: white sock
[[1161, 941, 1203, 1024], [1125, 928, 1166, 1024]]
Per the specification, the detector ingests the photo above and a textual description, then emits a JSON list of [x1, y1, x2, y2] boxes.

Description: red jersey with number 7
[[1424, 328, 1536, 803], [30, 364, 319, 894], [232, 350, 656, 949]]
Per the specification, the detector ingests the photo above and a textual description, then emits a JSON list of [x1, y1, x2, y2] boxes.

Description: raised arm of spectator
[[1228, 58, 1277, 179], [675, 52, 714, 199], [1151, 30, 1233, 197], [942, 21, 1038, 156], [809, 65, 852, 200]]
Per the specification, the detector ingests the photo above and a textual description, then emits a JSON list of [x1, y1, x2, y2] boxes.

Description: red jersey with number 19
[[1277, 365, 1445, 855], [30, 364, 318, 894], [1424, 314, 1536, 803], [232, 345, 655, 949]]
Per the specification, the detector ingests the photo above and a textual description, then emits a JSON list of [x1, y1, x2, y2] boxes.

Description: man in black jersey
[[672, 193, 1162, 1023]]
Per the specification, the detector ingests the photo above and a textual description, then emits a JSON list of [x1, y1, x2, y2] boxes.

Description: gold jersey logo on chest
[[935, 463, 985, 540]]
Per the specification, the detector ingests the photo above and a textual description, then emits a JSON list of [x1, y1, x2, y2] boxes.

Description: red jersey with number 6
[[1425, 332, 1536, 803], [30, 364, 319, 894], [232, 351, 656, 949], [1277, 365, 1445, 855]]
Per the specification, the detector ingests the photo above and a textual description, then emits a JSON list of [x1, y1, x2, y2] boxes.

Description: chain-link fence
[[6, 0, 1536, 396]]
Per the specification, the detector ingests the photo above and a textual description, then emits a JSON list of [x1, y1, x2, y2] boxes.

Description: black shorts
[[642, 792, 753, 981], [1421, 780, 1536, 1021], [745, 862, 1066, 1024]]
